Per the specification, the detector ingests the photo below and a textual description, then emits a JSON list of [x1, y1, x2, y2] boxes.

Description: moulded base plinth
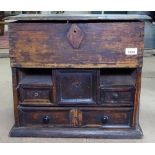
[[9, 125, 143, 139]]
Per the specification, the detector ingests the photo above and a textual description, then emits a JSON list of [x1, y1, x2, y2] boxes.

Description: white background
[[0, 0, 154, 153]]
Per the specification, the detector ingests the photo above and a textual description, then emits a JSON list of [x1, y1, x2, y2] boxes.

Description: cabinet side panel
[[132, 68, 142, 127], [11, 68, 20, 126]]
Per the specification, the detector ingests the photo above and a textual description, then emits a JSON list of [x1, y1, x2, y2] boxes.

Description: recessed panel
[[55, 69, 98, 105]]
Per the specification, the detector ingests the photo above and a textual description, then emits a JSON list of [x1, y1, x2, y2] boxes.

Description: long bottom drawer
[[18, 106, 133, 128]]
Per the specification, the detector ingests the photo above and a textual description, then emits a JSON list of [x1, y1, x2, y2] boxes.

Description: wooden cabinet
[[8, 14, 150, 138]]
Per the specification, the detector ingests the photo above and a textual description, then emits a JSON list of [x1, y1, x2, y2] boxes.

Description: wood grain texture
[[100, 87, 135, 105], [18, 106, 133, 128], [70, 109, 82, 127], [9, 22, 144, 68], [11, 68, 20, 126], [9, 18, 144, 138], [18, 75, 53, 105], [132, 68, 142, 128], [54, 69, 98, 105], [9, 125, 143, 138], [19, 106, 70, 127]]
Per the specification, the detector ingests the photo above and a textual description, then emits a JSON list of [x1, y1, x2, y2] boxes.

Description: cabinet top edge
[[6, 14, 151, 22]]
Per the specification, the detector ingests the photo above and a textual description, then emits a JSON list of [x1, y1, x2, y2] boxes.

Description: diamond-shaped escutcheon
[[67, 24, 85, 49]]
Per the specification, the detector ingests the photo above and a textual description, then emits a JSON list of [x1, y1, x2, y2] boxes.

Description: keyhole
[[72, 81, 81, 88]]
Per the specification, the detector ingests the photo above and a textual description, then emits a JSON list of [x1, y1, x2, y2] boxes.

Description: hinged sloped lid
[[6, 14, 151, 21]]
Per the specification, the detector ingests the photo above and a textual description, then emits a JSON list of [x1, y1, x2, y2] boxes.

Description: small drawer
[[19, 86, 53, 105], [19, 107, 71, 127], [81, 107, 133, 128], [100, 87, 134, 105], [18, 75, 53, 105]]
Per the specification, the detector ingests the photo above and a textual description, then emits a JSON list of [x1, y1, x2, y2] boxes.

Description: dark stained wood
[[80, 107, 133, 127], [7, 14, 151, 21], [100, 76, 135, 87], [18, 75, 53, 105], [11, 68, 20, 126], [9, 22, 144, 68], [100, 68, 136, 87], [9, 125, 143, 139], [132, 68, 142, 128], [0, 11, 4, 35], [0, 23, 4, 36], [18, 106, 132, 128], [19, 106, 71, 127], [100, 87, 135, 106], [99, 68, 136, 106], [54, 69, 98, 105], [9, 15, 145, 138], [19, 87, 52, 105], [19, 75, 52, 86]]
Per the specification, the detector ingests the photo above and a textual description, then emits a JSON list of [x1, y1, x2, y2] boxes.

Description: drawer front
[[81, 108, 133, 127], [55, 69, 98, 105], [19, 107, 70, 127], [19, 86, 52, 104], [100, 88, 134, 105], [19, 107, 132, 128], [9, 22, 144, 68]]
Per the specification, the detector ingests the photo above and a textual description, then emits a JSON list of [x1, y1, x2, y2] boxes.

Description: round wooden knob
[[112, 92, 119, 99], [101, 116, 109, 124], [42, 115, 50, 124]]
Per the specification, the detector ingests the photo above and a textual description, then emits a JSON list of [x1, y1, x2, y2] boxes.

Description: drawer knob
[[112, 92, 119, 99], [101, 116, 109, 124], [34, 92, 39, 97], [42, 115, 50, 124]]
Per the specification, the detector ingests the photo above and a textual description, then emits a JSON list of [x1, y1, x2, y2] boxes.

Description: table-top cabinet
[[8, 14, 151, 138]]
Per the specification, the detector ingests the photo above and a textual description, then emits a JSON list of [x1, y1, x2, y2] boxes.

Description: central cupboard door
[[54, 69, 98, 105]]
